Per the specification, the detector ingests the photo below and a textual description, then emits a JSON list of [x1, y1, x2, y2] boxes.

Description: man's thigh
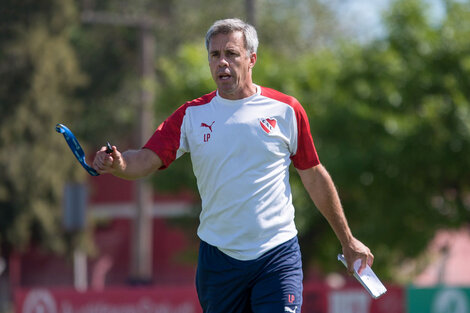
[[250, 237, 303, 313], [196, 241, 252, 313]]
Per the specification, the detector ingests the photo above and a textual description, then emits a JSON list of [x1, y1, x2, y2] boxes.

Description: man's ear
[[249, 52, 257, 69]]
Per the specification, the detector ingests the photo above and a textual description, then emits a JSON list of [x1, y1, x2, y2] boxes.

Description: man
[[93, 18, 374, 313]]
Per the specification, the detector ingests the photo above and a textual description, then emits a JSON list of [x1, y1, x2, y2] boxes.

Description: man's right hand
[[93, 145, 125, 175]]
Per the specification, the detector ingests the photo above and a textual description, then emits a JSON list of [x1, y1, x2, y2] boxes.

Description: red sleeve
[[143, 104, 187, 170], [290, 100, 320, 170]]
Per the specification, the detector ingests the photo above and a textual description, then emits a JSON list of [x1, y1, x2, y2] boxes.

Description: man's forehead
[[209, 31, 245, 50]]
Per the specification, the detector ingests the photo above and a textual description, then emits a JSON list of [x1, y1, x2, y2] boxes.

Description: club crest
[[260, 117, 277, 134]]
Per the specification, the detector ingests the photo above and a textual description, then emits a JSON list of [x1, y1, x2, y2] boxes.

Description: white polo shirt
[[144, 85, 320, 260]]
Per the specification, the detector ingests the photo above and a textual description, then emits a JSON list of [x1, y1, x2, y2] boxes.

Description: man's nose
[[218, 55, 229, 67]]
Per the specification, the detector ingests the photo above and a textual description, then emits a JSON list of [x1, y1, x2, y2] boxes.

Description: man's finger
[[93, 148, 112, 171], [111, 145, 119, 157], [357, 252, 374, 274], [347, 260, 355, 275], [368, 253, 375, 267], [358, 258, 367, 274]]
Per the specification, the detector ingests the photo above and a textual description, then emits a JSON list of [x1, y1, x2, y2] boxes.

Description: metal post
[[73, 250, 88, 291], [246, 0, 256, 26], [129, 23, 155, 284], [81, 9, 156, 284]]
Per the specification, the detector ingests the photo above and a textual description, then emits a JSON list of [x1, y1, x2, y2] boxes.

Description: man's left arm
[[296, 164, 374, 274]]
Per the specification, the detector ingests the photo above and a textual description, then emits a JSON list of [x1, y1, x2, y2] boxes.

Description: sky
[[337, 0, 447, 41]]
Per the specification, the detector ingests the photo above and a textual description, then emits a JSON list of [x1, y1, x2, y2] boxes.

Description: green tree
[[292, 0, 470, 279], [0, 0, 86, 258]]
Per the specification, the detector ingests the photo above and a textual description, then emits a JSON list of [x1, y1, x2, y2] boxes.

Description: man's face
[[208, 31, 257, 100]]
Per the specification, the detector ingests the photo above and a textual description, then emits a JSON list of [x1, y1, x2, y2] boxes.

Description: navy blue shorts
[[196, 237, 303, 313]]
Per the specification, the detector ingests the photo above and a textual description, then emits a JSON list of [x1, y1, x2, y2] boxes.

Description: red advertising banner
[[303, 283, 329, 312], [325, 285, 404, 313], [15, 283, 404, 313], [15, 286, 202, 313]]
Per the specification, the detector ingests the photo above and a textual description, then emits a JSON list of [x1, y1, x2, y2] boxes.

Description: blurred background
[[1, 0, 470, 312]]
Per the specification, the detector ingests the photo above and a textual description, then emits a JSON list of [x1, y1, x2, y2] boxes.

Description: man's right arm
[[93, 145, 163, 180]]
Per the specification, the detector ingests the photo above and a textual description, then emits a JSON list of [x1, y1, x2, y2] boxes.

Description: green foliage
[[291, 0, 470, 279], [0, 0, 85, 255], [257, 0, 343, 52], [70, 24, 139, 145]]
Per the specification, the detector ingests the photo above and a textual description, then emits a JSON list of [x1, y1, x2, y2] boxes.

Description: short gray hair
[[205, 18, 259, 56]]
